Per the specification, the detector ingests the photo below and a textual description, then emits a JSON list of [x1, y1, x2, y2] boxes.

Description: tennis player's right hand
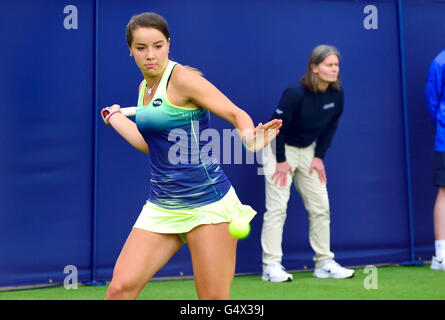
[[101, 104, 121, 126], [272, 161, 293, 187]]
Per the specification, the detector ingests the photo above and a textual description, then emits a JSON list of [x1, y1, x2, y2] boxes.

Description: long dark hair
[[301, 45, 341, 93]]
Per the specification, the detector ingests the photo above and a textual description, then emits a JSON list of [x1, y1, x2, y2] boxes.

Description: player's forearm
[[108, 113, 149, 153], [231, 108, 255, 136]]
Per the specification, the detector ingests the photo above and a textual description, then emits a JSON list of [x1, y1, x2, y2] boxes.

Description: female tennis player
[[101, 12, 282, 300]]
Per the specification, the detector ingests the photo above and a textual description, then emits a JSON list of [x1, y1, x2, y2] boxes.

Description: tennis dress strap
[[137, 60, 177, 107]]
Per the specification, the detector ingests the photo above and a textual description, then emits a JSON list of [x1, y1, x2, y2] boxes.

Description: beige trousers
[[261, 143, 334, 269]]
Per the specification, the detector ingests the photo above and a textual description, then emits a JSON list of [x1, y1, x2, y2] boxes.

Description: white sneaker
[[431, 256, 445, 271], [313, 260, 355, 279], [262, 263, 293, 282]]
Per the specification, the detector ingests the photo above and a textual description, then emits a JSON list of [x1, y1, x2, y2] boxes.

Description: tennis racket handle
[[121, 107, 137, 117], [102, 106, 137, 118]]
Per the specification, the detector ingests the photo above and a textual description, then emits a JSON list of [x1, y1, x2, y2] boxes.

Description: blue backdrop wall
[[1, 0, 444, 287]]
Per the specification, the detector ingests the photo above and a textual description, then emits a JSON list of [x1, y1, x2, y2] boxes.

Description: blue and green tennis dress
[[133, 60, 256, 240]]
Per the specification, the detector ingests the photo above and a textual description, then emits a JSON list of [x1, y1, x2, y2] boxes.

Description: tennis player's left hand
[[243, 119, 282, 152], [309, 157, 327, 184]]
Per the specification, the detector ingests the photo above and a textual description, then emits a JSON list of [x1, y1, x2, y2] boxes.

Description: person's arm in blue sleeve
[[425, 60, 443, 125], [272, 86, 302, 162]]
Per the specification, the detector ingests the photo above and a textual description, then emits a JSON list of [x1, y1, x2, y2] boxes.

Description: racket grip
[[121, 107, 137, 117], [102, 107, 137, 118]]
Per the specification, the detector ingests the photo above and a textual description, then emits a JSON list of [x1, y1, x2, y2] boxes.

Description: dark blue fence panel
[[95, 0, 408, 280], [0, 0, 442, 288], [0, 1, 95, 286], [404, 0, 445, 260]]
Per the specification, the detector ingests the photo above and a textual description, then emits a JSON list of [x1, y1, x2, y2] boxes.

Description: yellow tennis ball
[[229, 218, 250, 239]]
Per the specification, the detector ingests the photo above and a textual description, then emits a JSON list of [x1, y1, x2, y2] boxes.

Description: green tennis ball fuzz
[[229, 218, 250, 239]]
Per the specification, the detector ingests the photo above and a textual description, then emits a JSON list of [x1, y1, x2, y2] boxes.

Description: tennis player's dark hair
[[126, 12, 170, 47], [301, 45, 341, 93], [126, 12, 203, 76]]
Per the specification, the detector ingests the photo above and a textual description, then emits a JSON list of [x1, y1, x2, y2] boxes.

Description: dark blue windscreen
[[1, 0, 443, 287]]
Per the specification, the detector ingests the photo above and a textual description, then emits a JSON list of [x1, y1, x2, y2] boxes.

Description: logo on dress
[[323, 102, 335, 110], [153, 98, 163, 107]]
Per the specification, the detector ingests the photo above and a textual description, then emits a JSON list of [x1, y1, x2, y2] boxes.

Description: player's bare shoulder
[[170, 64, 204, 91]]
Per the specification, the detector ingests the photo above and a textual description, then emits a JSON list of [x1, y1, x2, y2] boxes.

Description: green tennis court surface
[[1, 265, 444, 300]]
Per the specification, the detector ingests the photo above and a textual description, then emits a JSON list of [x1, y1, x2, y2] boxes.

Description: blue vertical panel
[[95, 0, 195, 280], [96, 0, 410, 280], [230, 0, 409, 269], [404, 0, 445, 259], [0, 0, 94, 287], [0, 0, 437, 289]]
